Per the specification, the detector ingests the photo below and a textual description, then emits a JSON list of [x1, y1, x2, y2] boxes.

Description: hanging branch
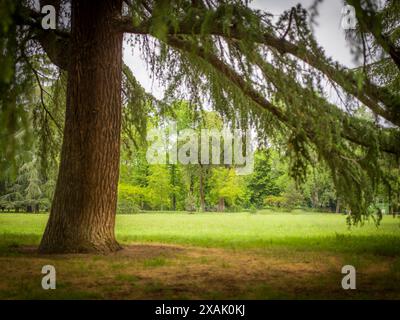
[[23, 55, 63, 133]]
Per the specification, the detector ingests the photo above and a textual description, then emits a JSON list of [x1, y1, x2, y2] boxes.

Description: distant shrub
[[230, 205, 244, 212], [185, 194, 196, 213], [249, 205, 258, 214], [117, 184, 144, 214], [117, 202, 140, 214], [264, 195, 286, 208], [264, 188, 304, 210]]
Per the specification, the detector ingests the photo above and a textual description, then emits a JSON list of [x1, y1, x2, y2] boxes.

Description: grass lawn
[[0, 210, 400, 299]]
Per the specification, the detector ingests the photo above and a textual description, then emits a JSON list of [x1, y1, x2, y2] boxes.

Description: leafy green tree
[[302, 166, 337, 211], [1, 155, 48, 212], [281, 182, 305, 209], [146, 165, 173, 210], [247, 149, 282, 208], [117, 183, 144, 213], [207, 167, 246, 211]]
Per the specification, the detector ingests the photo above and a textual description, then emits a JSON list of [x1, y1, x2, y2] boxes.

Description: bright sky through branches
[[123, 0, 357, 100]]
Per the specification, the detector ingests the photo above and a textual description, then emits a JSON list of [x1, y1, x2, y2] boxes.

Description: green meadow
[[1, 211, 400, 299]]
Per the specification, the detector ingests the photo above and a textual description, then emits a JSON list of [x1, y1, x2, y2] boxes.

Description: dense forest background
[[0, 88, 389, 214]]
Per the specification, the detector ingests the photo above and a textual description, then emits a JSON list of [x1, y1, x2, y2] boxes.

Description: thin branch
[[23, 55, 63, 133], [280, 8, 295, 40]]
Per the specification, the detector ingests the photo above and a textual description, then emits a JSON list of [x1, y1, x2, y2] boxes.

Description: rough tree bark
[[218, 198, 225, 212], [199, 164, 206, 212], [39, 0, 123, 253], [336, 198, 340, 214]]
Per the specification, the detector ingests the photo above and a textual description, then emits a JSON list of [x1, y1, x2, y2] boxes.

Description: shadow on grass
[[1, 232, 400, 257], [0, 233, 41, 256], [117, 233, 400, 257]]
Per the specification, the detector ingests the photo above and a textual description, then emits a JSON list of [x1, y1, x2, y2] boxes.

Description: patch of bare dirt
[[0, 243, 398, 299], [115, 243, 186, 259]]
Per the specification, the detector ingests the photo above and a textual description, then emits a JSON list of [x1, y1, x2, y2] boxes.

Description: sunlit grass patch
[[0, 212, 399, 299]]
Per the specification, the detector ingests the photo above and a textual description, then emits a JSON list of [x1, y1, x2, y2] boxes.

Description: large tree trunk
[[218, 198, 225, 212], [199, 165, 206, 212], [336, 198, 340, 214], [170, 164, 177, 211], [39, 0, 123, 253]]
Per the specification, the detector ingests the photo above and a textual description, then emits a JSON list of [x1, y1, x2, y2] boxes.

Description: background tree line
[[1, 97, 390, 214]]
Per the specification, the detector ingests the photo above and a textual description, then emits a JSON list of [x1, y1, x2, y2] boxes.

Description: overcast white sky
[[123, 0, 356, 99]]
